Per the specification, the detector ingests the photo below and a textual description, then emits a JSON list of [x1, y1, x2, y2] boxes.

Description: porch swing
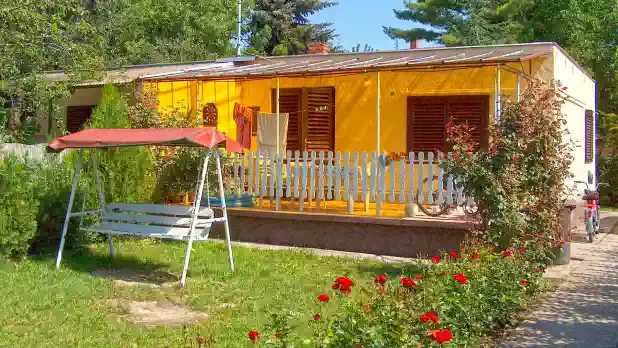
[[47, 128, 244, 287]]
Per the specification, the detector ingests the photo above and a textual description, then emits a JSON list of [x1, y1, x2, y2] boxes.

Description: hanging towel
[[233, 103, 253, 149], [257, 112, 289, 154]]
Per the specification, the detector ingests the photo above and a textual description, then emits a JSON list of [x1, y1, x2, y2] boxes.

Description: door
[[272, 87, 335, 152]]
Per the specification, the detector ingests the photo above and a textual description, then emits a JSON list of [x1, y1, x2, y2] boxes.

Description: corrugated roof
[[42, 61, 224, 87], [141, 42, 558, 81]]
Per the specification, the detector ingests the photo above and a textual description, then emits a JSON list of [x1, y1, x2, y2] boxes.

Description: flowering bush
[[249, 249, 545, 347], [442, 81, 575, 261]]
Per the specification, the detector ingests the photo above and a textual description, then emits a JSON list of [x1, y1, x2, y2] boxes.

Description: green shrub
[[0, 155, 39, 259]]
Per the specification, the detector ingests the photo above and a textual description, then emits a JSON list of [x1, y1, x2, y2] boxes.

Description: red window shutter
[[66, 105, 95, 133], [272, 89, 302, 153], [407, 96, 488, 153], [585, 110, 594, 163], [407, 97, 447, 153], [304, 87, 335, 152]]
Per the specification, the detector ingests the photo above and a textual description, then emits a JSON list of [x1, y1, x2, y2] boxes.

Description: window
[[407, 96, 489, 153], [66, 105, 95, 133], [585, 109, 594, 163], [271, 87, 335, 152]]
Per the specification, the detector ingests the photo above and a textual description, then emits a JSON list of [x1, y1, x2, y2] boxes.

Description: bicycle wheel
[[417, 176, 451, 217]]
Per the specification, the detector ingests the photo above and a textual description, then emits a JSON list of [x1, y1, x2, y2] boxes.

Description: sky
[[309, 0, 429, 51]]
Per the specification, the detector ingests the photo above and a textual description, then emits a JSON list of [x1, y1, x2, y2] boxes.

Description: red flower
[[414, 275, 422, 281], [196, 336, 205, 345], [313, 313, 321, 321], [431, 329, 453, 344], [439, 271, 447, 277], [535, 266, 542, 273], [520, 279, 528, 287], [512, 155, 521, 161], [375, 274, 387, 286], [332, 276, 354, 294], [400, 277, 416, 289], [363, 303, 371, 313], [248, 329, 260, 343], [317, 294, 329, 302], [520, 247, 527, 253], [420, 311, 439, 324], [274, 331, 281, 339], [448, 251, 459, 259], [431, 256, 441, 264], [503, 250, 513, 257], [453, 273, 469, 284], [470, 252, 480, 260]]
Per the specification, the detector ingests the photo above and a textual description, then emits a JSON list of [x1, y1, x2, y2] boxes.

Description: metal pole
[[91, 152, 114, 257], [376, 71, 381, 155], [55, 148, 84, 271], [180, 154, 210, 288], [276, 77, 280, 152], [237, 0, 242, 56], [517, 73, 521, 103], [216, 151, 235, 273], [495, 66, 502, 121]]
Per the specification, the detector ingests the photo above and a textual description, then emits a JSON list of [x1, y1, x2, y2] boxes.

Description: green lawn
[[601, 206, 618, 213], [0, 239, 405, 348]]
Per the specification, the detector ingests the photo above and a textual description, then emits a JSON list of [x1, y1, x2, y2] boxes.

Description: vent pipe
[[237, 0, 242, 56]]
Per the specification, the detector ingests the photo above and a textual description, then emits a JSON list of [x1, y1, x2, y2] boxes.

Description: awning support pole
[[181, 153, 210, 288], [495, 66, 501, 122], [376, 71, 381, 217], [91, 152, 114, 257], [56, 148, 84, 271], [517, 73, 521, 103], [276, 77, 281, 211]]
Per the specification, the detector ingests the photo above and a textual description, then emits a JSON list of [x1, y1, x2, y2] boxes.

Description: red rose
[[453, 273, 469, 284], [274, 331, 281, 339], [375, 274, 387, 286], [333, 276, 354, 294], [520, 247, 527, 253], [431, 329, 453, 344], [400, 277, 416, 288], [420, 311, 439, 324], [470, 252, 480, 260], [503, 250, 513, 257], [339, 284, 352, 295], [431, 256, 441, 264], [317, 294, 329, 302], [535, 266, 542, 273], [331, 283, 339, 289], [414, 275, 422, 281], [335, 276, 353, 287], [448, 251, 459, 259], [512, 155, 521, 161], [520, 279, 528, 287], [196, 336, 205, 345], [313, 313, 321, 321], [248, 329, 260, 343]]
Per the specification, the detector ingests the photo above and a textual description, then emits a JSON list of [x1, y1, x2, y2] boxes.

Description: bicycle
[[417, 175, 478, 218], [575, 181, 609, 243]]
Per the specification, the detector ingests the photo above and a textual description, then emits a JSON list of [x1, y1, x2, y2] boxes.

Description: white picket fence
[[225, 151, 467, 216], [0, 143, 66, 161]]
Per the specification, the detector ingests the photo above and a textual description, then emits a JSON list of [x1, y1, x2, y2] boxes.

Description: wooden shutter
[[272, 89, 302, 153], [447, 96, 488, 151], [585, 110, 594, 163], [304, 87, 335, 152], [407, 97, 447, 153], [66, 105, 95, 133], [407, 96, 488, 153]]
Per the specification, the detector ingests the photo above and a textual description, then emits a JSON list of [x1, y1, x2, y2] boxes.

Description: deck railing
[[225, 151, 468, 216]]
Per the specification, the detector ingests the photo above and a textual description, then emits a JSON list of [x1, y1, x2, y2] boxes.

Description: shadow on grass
[[32, 245, 177, 285]]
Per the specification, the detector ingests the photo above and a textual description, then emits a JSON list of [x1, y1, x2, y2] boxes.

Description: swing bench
[[47, 128, 244, 287]]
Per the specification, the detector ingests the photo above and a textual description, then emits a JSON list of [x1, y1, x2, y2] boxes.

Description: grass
[[0, 239, 409, 348], [600, 206, 618, 213]]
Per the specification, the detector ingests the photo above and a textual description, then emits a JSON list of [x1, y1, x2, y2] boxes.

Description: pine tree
[[246, 0, 338, 56]]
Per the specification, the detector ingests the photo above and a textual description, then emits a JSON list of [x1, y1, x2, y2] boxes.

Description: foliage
[[83, 85, 156, 204], [246, 0, 338, 56], [89, 0, 237, 66], [253, 248, 546, 347], [442, 82, 574, 257], [0, 155, 39, 259], [599, 156, 618, 206]]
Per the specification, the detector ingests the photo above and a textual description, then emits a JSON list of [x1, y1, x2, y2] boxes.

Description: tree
[[88, 0, 238, 66], [383, 0, 524, 46], [246, 0, 338, 56]]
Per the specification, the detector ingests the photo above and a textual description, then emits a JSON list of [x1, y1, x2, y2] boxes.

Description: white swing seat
[[81, 203, 216, 241]]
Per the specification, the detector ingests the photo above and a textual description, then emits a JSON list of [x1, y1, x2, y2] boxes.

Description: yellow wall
[[148, 57, 551, 154]]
